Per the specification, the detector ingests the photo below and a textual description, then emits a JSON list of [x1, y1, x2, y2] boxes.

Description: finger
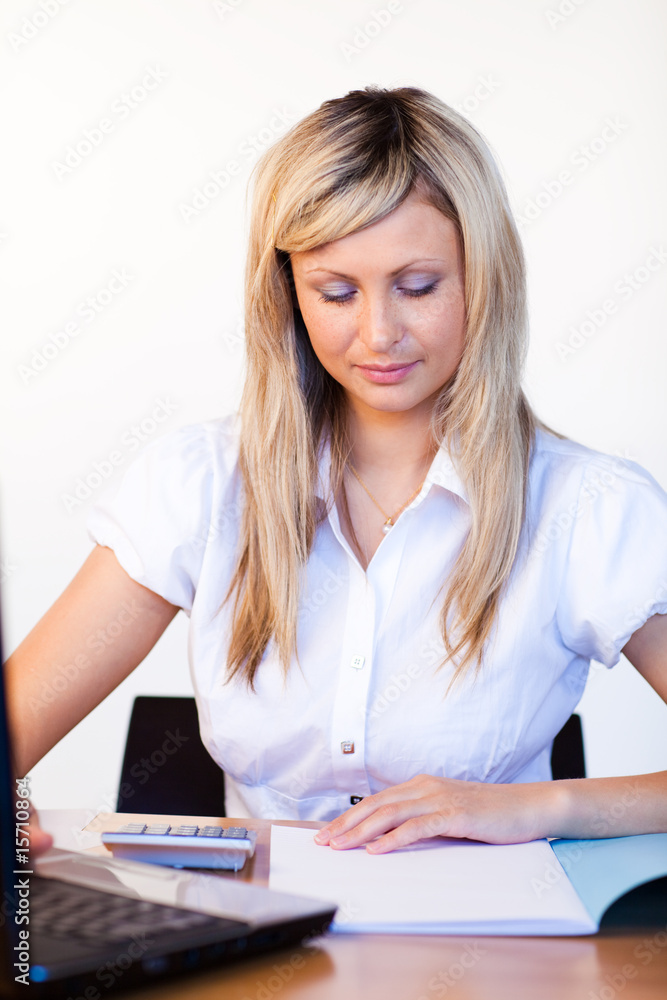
[[29, 826, 54, 856], [314, 780, 427, 845], [27, 806, 54, 857], [314, 797, 382, 844], [327, 799, 428, 850], [365, 814, 447, 854]]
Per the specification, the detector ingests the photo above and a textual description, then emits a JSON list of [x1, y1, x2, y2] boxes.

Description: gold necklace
[[347, 463, 426, 534]]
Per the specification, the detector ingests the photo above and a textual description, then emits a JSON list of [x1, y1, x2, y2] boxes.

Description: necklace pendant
[[382, 519, 393, 534]]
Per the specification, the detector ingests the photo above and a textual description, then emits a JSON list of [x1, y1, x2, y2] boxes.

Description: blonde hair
[[223, 85, 542, 688]]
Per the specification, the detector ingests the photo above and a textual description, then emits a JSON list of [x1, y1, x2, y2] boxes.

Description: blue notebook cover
[[551, 833, 667, 926]]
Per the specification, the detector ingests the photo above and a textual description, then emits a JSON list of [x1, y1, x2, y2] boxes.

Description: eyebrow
[[303, 258, 447, 279]]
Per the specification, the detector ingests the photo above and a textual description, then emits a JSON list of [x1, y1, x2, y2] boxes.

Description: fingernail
[[313, 830, 328, 844], [330, 836, 346, 848]]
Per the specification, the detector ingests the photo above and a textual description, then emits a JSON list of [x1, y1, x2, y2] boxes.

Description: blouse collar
[[315, 434, 469, 508]]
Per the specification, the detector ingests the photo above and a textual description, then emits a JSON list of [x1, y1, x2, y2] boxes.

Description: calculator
[[101, 823, 257, 871]]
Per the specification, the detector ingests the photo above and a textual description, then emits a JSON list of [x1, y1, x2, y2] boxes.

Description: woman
[[8, 86, 667, 857]]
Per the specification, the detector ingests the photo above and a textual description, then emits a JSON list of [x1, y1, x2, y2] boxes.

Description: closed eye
[[401, 282, 438, 298], [319, 290, 355, 305], [319, 282, 438, 305]]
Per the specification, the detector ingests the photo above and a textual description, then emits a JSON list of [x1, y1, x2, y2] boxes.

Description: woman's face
[[290, 190, 466, 424]]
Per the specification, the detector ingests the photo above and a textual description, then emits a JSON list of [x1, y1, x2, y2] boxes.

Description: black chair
[[116, 695, 226, 815], [116, 696, 585, 814], [551, 713, 586, 780]]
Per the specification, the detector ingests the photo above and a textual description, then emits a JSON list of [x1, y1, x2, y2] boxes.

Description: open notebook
[[269, 826, 667, 935]]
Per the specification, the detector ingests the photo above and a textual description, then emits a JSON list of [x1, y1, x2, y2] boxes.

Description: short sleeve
[[86, 422, 216, 612], [556, 454, 667, 667]]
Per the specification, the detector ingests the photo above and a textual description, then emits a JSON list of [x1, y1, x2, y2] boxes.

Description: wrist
[[538, 778, 579, 839]]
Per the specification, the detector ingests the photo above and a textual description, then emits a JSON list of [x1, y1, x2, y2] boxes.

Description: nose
[[357, 293, 403, 353]]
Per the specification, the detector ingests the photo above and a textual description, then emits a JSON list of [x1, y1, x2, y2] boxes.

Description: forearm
[[542, 770, 667, 839]]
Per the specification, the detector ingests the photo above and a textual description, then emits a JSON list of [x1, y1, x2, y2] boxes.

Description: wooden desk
[[86, 813, 667, 1000]]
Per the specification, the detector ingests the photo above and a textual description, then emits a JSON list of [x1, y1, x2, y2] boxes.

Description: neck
[[345, 400, 438, 477]]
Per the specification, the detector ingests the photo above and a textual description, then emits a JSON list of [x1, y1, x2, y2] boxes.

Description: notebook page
[[269, 826, 597, 935]]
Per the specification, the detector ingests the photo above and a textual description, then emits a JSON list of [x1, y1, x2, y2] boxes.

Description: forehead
[[292, 193, 460, 273]]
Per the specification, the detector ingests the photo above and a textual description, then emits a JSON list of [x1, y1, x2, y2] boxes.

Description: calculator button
[[170, 826, 199, 836], [223, 827, 248, 838], [117, 824, 147, 834], [144, 824, 171, 835], [198, 826, 224, 837]]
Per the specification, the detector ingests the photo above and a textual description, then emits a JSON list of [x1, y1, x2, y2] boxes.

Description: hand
[[314, 774, 556, 854], [27, 803, 54, 859]]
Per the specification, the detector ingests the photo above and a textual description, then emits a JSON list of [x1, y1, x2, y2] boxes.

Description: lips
[[355, 360, 420, 383], [358, 363, 416, 372]]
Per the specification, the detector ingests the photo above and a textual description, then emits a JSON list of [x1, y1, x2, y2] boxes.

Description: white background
[[1, 0, 665, 812]]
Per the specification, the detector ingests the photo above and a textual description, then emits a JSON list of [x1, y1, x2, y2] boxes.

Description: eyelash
[[319, 283, 438, 305]]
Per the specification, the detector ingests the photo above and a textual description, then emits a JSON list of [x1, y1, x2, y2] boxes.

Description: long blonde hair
[[223, 85, 541, 688]]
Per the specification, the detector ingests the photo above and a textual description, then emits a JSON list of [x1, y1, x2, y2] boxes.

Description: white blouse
[[87, 414, 667, 821]]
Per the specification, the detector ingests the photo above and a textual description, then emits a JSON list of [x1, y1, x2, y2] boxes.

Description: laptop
[[0, 601, 336, 997]]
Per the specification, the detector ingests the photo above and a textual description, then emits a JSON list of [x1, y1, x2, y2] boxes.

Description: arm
[[5, 544, 179, 776], [315, 614, 667, 853]]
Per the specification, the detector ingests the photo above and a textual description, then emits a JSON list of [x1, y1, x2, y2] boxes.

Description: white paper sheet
[[269, 826, 597, 935]]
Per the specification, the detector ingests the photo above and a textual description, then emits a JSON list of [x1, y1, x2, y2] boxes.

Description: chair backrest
[[550, 713, 586, 780], [116, 695, 226, 815]]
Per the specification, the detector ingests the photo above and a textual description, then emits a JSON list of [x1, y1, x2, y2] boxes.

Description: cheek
[[419, 294, 466, 350], [300, 307, 348, 361]]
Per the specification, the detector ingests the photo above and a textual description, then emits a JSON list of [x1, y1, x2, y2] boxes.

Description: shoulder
[[526, 431, 667, 664], [134, 412, 242, 486], [528, 427, 664, 501], [86, 413, 244, 608], [88, 412, 243, 533], [524, 427, 667, 560]]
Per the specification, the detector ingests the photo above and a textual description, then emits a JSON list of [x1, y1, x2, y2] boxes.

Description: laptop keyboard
[[31, 875, 242, 946]]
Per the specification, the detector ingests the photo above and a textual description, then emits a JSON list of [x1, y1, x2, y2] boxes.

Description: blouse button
[[341, 741, 355, 754], [350, 655, 365, 669]]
